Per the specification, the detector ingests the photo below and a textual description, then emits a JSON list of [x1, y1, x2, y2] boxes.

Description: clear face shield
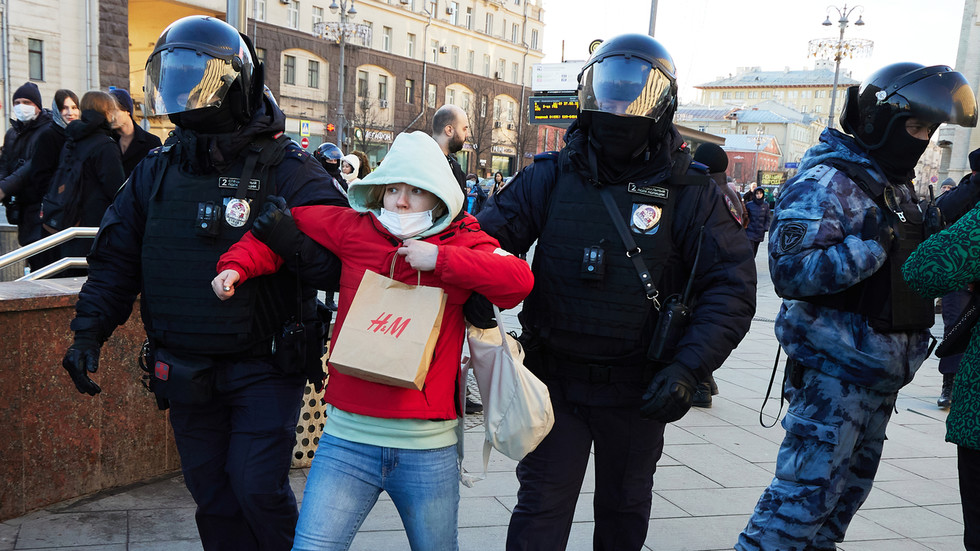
[[887, 69, 979, 129], [144, 48, 246, 116], [578, 56, 674, 121]]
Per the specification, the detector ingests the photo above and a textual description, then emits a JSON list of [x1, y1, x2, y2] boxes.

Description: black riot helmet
[[144, 15, 263, 127], [314, 142, 343, 165], [578, 34, 678, 123], [840, 62, 978, 150]]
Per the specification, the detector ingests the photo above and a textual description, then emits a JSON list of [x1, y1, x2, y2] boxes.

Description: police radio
[[581, 245, 606, 280]]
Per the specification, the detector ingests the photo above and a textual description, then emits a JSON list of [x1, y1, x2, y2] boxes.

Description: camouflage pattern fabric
[[736, 369, 896, 551], [903, 202, 980, 450]]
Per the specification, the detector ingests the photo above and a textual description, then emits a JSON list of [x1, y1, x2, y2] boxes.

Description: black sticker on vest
[[778, 222, 807, 254], [218, 177, 261, 191], [627, 183, 669, 200]]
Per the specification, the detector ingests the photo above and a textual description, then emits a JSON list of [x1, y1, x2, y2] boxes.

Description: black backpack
[[40, 135, 111, 231]]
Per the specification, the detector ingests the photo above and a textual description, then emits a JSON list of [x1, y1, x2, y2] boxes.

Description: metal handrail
[[0, 226, 98, 278], [18, 257, 89, 281]]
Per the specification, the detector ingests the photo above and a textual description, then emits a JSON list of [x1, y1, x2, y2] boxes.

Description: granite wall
[[0, 278, 179, 521]]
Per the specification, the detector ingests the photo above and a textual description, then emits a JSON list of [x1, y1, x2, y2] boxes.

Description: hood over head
[[348, 131, 464, 238]]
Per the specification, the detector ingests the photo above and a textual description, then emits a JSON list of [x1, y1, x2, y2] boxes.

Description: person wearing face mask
[[470, 34, 756, 550], [735, 62, 979, 551], [0, 82, 53, 255], [107, 87, 162, 178], [212, 130, 534, 550], [59, 16, 348, 550], [314, 141, 347, 196]]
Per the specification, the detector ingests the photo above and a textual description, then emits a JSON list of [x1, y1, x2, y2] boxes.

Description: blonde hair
[[79, 90, 120, 120]]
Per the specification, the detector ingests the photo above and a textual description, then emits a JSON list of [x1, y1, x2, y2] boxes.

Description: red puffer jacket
[[218, 205, 534, 420]]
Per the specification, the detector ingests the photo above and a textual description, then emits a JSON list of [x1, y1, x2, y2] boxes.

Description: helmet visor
[[579, 56, 674, 120], [891, 69, 978, 128], [144, 48, 239, 116]]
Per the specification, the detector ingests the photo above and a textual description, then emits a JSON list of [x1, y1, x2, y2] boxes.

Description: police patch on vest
[[631, 204, 662, 235], [627, 183, 669, 200], [218, 177, 261, 191], [778, 222, 807, 253], [224, 198, 251, 227]]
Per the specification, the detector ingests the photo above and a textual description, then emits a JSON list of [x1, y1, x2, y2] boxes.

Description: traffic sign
[[300, 137, 309, 148], [300, 120, 311, 137]]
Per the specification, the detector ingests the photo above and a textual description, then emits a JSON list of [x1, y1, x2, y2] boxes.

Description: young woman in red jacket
[[212, 131, 533, 551]]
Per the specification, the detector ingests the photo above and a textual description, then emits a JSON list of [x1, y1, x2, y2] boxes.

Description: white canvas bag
[[466, 306, 554, 476]]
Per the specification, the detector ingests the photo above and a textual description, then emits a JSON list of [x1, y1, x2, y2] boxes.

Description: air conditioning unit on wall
[[279, 0, 290, 4], [494, 72, 502, 80], [507, 123, 514, 130], [439, 46, 449, 53], [493, 121, 501, 128], [400, 0, 410, 3], [379, 99, 389, 108]]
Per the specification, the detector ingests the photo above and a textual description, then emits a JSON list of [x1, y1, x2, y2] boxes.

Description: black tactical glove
[[63, 331, 102, 396], [463, 292, 497, 329], [861, 207, 895, 251], [251, 196, 303, 258], [639, 363, 699, 423]]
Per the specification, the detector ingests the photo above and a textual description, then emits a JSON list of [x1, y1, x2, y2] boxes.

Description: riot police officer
[[735, 63, 978, 551], [60, 16, 346, 550], [313, 141, 346, 194], [475, 34, 757, 550]]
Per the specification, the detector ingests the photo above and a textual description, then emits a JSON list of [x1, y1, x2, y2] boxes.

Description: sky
[[540, 0, 968, 103]]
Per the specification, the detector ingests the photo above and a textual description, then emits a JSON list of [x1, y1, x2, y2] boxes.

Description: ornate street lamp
[[313, 0, 360, 149], [808, 4, 873, 129]]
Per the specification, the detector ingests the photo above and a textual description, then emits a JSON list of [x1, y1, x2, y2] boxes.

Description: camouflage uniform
[[736, 128, 931, 551]]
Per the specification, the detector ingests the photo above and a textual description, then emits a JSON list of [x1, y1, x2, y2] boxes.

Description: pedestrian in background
[[108, 86, 162, 178], [475, 34, 756, 550], [430, 103, 470, 193], [465, 173, 487, 215], [60, 16, 347, 550], [736, 62, 978, 551], [934, 178, 969, 409], [489, 171, 506, 197], [339, 153, 361, 186], [0, 82, 53, 267], [213, 130, 533, 550], [744, 187, 771, 257]]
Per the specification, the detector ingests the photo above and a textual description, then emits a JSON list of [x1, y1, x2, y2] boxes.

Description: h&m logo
[[367, 313, 411, 338]]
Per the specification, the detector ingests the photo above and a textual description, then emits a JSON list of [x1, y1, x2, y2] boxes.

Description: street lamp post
[[329, 0, 357, 149], [808, 5, 872, 129], [753, 126, 764, 184]]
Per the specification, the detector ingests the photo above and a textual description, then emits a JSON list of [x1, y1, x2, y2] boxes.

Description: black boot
[[938, 373, 954, 409]]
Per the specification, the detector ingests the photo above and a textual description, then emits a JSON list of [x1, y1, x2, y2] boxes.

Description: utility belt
[[537, 346, 663, 384]]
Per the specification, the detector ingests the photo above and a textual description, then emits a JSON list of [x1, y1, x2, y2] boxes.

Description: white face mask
[[12, 104, 37, 122], [377, 208, 434, 240]]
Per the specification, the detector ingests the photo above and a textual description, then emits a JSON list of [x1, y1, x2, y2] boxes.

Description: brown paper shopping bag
[[328, 263, 447, 390]]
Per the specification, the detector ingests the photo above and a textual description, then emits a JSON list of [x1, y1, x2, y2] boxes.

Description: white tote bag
[[466, 306, 554, 475]]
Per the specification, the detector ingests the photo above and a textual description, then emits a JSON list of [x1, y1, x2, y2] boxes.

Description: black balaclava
[[869, 116, 929, 181], [170, 104, 238, 135], [587, 111, 653, 162]]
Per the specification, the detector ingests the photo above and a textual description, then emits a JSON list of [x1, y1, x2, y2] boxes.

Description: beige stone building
[[943, 0, 980, 182], [2, 0, 546, 176]]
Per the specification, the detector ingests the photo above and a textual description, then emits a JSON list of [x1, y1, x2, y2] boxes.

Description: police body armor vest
[[523, 149, 691, 360], [802, 161, 934, 333], [140, 139, 294, 354]]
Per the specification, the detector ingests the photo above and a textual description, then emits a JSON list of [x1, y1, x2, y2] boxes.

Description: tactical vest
[[140, 137, 296, 354], [523, 150, 699, 360], [802, 161, 934, 333]]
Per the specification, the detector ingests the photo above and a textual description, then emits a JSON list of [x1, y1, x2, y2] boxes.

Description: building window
[[427, 83, 437, 108], [360, 21, 373, 47], [734, 91, 745, 99], [287, 1, 300, 30], [407, 33, 416, 58], [357, 70, 369, 98], [816, 90, 827, 98], [255, 48, 266, 65], [483, 54, 491, 77], [450, 46, 460, 69], [254, 0, 266, 21], [761, 91, 770, 98], [382, 27, 392, 52], [507, 101, 515, 121], [465, 7, 473, 29], [449, 1, 459, 25], [512, 23, 520, 43], [480, 95, 487, 117], [494, 98, 501, 120], [446, 88, 456, 105], [308, 59, 319, 88], [28, 39, 43, 80], [312, 6, 323, 31], [283, 55, 296, 85], [497, 59, 506, 79], [378, 75, 388, 103], [485, 13, 493, 34], [405, 79, 415, 103], [467, 50, 475, 73], [512, 62, 519, 83], [462, 92, 471, 111], [430, 39, 439, 63], [788, 90, 798, 98], [530, 29, 539, 50], [801, 90, 812, 98], [814, 104, 823, 113]]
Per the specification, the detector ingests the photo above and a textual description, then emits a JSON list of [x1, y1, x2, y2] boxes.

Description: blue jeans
[[292, 434, 460, 551]]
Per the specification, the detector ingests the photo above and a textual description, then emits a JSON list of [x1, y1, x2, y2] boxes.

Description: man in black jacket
[[431, 103, 469, 192], [475, 34, 756, 550], [0, 82, 53, 255], [60, 16, 346, 551]]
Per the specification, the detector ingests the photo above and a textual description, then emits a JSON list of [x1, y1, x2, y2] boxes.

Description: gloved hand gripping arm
[[252, 196, 303, 258]]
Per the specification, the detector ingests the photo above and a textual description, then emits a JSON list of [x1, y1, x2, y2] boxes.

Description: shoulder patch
[[777, 221, 808, 254], [723, 194, 742, 226]]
